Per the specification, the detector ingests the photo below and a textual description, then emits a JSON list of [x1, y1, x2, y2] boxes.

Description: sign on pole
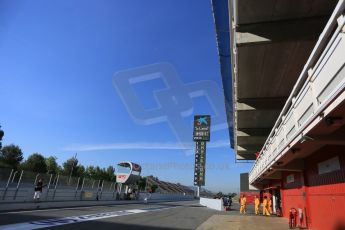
[[193, 115, 210, 187], [193, 115, 211, 141], [194, 141, 206, 186]]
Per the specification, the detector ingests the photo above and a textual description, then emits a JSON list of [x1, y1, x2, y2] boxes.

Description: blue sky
[[0, 0, 251, 193]]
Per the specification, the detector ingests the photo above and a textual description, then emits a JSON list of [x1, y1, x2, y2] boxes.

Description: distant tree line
[[0, 144, 116, 182], [0, 144, 158, 192], [214, 191, 237, 198]]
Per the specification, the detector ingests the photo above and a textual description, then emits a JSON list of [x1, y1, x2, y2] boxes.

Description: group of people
[[240, 195, 273, 216]]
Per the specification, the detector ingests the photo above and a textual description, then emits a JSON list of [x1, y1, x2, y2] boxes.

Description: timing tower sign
[[194, 141, 206, 186], [193, 115, 210, 186], [193, 115, 211, 141]]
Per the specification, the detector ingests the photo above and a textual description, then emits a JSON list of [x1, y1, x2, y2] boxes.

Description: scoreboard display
[[193, 115, 211, 141], [193, 115, 210, 186]]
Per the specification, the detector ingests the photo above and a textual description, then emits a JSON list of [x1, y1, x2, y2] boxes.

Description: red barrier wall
[[280, 146, 345, 230], [281, 171, 307, 227], [304, 146, 345, 230], [240, 191, 260, 204]]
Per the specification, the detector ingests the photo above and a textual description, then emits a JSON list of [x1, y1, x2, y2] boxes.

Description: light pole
[[0, 125, 4, 150]]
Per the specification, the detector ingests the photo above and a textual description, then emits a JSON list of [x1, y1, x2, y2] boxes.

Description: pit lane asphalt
[[0, 200, 222, 230]]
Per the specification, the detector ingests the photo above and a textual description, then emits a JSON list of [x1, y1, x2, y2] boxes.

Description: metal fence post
[[52, 174, 59, 200], [80, 178, 85, 191], [16, 171, 23, 189], [114, 182, 118, 200], [45, 174, 53, 201], [95, 180, 100, 200], [118, 183, 122, 200], [99, 180, 104, 200], [5, 169, 14, 188], [112, 183, 115, 199], [80, 178, 85, 200], [34, 173, 39, 185], [2, 169, 14, 200], [11, 171, 18, 183], [75, 177, 80, 199], [55, 175, 59, 189], [13, 170, 23, 200]]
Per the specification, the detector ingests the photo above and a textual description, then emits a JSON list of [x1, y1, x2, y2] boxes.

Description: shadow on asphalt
[[150, 203, 203, 208], [0, 213, 184, 230], [53, 221, 183, 230]]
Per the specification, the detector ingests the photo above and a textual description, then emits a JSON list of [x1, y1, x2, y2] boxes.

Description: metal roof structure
[[211, 0, 338, 160]]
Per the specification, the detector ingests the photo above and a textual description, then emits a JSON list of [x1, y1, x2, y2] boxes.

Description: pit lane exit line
[[0, 206, 176, 230]]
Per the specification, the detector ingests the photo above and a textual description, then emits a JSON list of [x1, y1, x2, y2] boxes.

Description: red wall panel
[[281, 171, 307, 227], [307, 183, 345, 230], [240, 191, 260, 204], [304, 146, 345, 230], [280, 146, 345, 230]]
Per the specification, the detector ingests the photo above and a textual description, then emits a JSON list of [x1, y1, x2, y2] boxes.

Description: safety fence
[[0, 167, 120, 202], [0, 167, 195, 203]]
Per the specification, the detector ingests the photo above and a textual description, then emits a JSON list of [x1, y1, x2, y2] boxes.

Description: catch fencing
[[0, 167, 194, 203], [0, 167, 119, 202]]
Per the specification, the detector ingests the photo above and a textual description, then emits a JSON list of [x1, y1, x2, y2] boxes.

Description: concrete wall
[[0, 187, 194, 203], [0, 187, 116, 203], [200, 197, 224, 211], [139, 192, 193, 201]]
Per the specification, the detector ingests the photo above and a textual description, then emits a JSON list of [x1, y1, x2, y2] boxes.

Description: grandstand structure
[[146, 176, 195, 195]]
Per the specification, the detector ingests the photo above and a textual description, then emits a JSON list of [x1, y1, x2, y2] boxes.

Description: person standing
[[240, 194, 247, 214], [33, 178, 44, 202], [268, 197, 273, 215], [254, 196, 260, 215], [262, 196, 270, 216]]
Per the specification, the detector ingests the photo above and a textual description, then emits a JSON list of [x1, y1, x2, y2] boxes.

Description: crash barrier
[[139, 192, 193, 201], [0, 167, 194, 203], [200, 197, 225, 211]]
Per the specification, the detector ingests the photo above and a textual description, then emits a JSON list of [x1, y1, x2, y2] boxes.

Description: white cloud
[[63, 140, 230, 152]]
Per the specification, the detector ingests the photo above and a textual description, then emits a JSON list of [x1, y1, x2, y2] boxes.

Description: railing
[[249, 0, 345, 184], [0, 167, 119, 202], [0, 167, 193, 202]]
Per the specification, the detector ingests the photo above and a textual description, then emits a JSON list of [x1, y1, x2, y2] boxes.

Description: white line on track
[[1, 201, 198, 215], [0, 206, 177, 230], [1, 203, 142, 215]]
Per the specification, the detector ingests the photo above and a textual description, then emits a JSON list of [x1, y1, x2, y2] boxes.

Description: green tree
[[0, 144, 23, 169], [94, 166, 103, 180], [150, 184, 158, 193], [229, 193, 237, 198], [137, 177, 147, 191], [85, 166, 96, 178], [84, 165, 115, 181], [62, 157, 79, 177], [21, 153, 47, 173], [216, 192, 223, 198], [46, 156, 61, 174], [105, 166, 116, 182], [76, 165, 85, 177]]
